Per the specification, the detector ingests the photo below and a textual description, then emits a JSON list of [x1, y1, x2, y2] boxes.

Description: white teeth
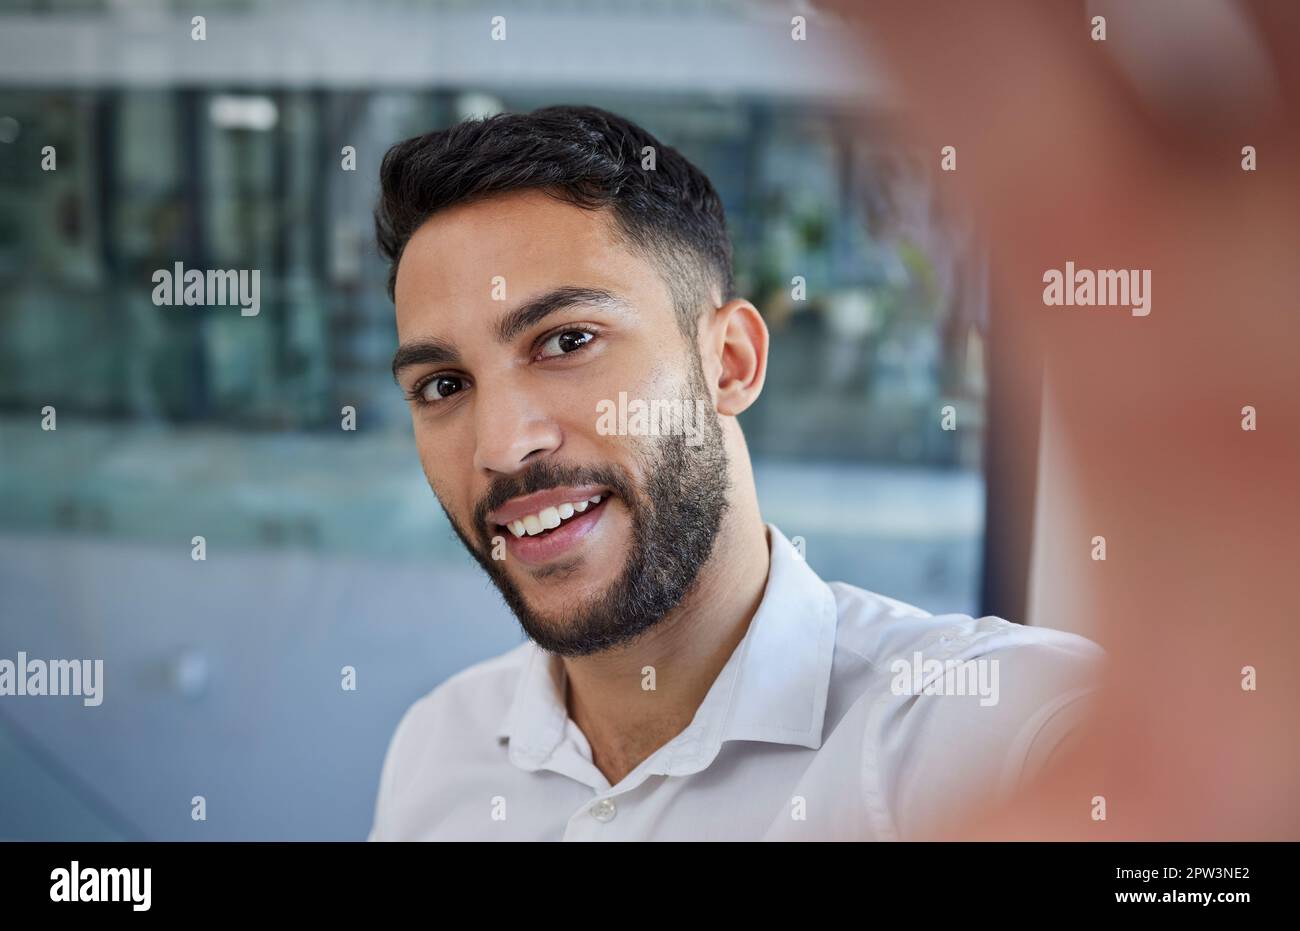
[[504, 494, 605, 538]]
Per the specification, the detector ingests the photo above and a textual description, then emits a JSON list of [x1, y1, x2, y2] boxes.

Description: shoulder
[[826, 579, 1102, 683], [824, 580, 1105, 839], [368, 641, 531, 840]]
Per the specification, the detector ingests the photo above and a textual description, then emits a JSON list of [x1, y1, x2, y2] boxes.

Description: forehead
[[393, 189, 670, 339]]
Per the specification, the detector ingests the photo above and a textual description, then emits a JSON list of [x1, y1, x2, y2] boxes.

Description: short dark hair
[[375, 105, 734, 335]]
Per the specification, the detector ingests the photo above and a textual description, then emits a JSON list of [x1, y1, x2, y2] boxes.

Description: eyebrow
[[391, 286, 627, 383], [391, 337, 459, 383], [494, 286, 627, 343]]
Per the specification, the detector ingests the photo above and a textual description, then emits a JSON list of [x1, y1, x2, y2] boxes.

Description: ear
[[703, 299, 769, 417]]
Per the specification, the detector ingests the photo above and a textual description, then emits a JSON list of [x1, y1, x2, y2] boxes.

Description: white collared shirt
[[368, 524, 1103, 841]]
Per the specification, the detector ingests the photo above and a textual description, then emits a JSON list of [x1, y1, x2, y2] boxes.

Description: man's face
[[392, 189, 730, 656]]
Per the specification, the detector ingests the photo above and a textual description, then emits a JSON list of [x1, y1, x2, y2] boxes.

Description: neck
[[562, 494, 771, 787]]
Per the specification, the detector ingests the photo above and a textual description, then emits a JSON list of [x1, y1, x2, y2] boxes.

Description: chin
[[516, 562, 617, 612]]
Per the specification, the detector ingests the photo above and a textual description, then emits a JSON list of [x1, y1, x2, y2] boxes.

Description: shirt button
[[589, 798, 617, 823]]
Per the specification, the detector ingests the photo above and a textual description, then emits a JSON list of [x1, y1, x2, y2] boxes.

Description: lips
[[487, 484, 609, 530], [487, 485, 614, 567]]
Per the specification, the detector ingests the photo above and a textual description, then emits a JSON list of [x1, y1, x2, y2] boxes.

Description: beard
[[437, 356, 730, 657]]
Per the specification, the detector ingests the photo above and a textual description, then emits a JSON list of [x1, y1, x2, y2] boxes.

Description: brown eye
[[420, 375, 465, 403], [539, 329, 596, 359]]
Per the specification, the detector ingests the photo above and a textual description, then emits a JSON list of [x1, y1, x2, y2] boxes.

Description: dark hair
[[375, 105, 733, 334]]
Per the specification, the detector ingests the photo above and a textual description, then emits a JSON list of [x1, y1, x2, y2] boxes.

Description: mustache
[[472, 460, 635, 542]]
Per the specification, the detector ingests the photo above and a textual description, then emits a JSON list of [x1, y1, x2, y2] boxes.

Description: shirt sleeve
[[872, 630, 1104, 840], [366, 704, 416, 842], [366, 744, 395, 841]]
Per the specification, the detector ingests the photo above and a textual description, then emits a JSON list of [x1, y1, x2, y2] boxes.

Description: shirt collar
[[496, 523, 839, 776]]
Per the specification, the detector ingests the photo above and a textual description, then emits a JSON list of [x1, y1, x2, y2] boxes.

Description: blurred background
[[0, 0, 996, 840]]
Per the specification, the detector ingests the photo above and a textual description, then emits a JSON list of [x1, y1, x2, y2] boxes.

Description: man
[[367, 105, 1102, 841]]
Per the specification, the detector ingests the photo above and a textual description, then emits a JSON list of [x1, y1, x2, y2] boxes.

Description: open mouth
[[485, 482, 619, 567], [497, 493, 608, 539], [488, 489, 615, 567]]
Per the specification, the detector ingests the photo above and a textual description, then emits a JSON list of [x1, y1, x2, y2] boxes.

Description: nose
[[471, 380, 563, 476]]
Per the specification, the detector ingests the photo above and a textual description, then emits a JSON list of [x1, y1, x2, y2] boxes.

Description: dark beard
[[438, 361, 730, 657]]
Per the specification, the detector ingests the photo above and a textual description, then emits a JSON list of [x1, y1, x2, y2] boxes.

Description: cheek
[[566, 367, 694, 464], [571, 352, 682, 418], [411, 418, 472, 506]]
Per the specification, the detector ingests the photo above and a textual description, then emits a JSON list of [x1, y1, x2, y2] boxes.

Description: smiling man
[[367, 105, 1103, 841]]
